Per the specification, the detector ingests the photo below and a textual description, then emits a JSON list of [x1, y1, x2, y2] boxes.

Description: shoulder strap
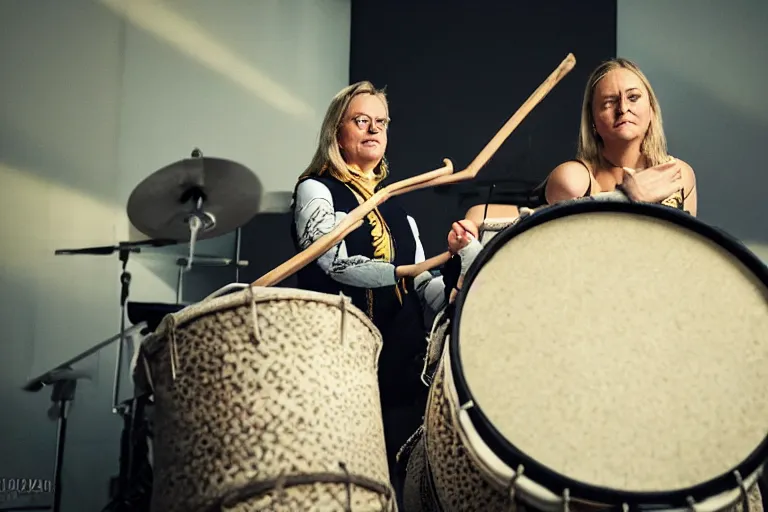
[[570, 159, 593, 196]]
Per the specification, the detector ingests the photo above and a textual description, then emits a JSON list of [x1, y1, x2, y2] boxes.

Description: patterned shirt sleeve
[[294, 179, 397, 288]]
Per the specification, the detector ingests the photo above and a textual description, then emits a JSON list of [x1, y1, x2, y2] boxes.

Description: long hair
[[299, 81, 389, 185], [576, 58, 670, 170]]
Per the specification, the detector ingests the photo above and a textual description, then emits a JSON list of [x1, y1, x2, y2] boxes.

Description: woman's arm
[[544, 161, 593, 204], [294, 179, 398, 288], [408, 215, 482, 325], [408, 216, 447, 315], [680, 159, 698, 217]]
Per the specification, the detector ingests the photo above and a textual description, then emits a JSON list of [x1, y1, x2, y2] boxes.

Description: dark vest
[[290, 175, 428, 407]]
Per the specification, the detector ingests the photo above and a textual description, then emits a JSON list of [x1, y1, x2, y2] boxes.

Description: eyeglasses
[[349, 114, 390, 131]]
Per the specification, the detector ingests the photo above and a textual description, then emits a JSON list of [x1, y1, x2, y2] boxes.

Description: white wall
[[617, 0, 768, 261], [0, 0, 350, 510]]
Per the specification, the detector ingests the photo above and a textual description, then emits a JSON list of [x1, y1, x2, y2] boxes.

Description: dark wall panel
[[350, 0, 616, 255]]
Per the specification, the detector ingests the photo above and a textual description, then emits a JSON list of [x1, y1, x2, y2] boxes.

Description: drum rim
[[143, 286, 381, 351], [449, 200, 768, 507]]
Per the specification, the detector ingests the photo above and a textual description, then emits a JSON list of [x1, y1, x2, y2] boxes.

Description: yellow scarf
[[343, 175, 394, 264]]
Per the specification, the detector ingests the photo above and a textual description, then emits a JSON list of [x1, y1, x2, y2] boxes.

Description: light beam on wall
[[0, 162, 121, 268], [97, 0, 315, 118]]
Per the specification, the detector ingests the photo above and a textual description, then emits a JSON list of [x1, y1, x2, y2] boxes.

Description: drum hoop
[[143, 287, 381, 354], [449, 200, 768, 507]]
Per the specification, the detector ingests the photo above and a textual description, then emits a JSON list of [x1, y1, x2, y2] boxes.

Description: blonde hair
[[576, 58, 669, 170], [299, 81, 389, 185]]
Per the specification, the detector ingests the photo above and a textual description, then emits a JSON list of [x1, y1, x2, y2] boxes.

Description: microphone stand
[[12, 320, 146, 512], [0, 370, 74, 512]]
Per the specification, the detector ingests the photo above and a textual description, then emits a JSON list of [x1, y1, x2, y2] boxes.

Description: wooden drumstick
[[251, 160, 455, 287], [395, 220, 479, 278], [251, 53, 577, 287], [394, 251, 453, 279], [393, 53, 577, 197]]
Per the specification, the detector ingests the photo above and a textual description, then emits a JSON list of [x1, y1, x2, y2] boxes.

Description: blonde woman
[[290, 81, 481, 500], [543, 58, 698, 215]]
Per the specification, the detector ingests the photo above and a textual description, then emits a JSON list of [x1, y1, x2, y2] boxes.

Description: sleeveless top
[[527, 160, 686, 210]]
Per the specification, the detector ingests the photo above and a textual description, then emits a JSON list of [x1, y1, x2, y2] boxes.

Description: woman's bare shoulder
[[544, 160, 593, 204]]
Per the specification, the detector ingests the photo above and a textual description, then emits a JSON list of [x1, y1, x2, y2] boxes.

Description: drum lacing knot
[[506, 464, 525, 507], [338, 462, 353, 512], [734, 470, 750, 512], [338, 294, 347, 345], [421, 310, 447, 386], [247, 286, 260, 343], [685, 471, 751, 512], [140, 347, 155, 394], [274, 469, 288, 504], [168, 316, 180, 382], [207, 466, 394, 511]]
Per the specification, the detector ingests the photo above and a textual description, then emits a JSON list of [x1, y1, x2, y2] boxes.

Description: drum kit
[[15, 51, 768, 512]]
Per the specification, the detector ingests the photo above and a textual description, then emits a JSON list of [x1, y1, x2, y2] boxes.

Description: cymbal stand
[[111, 248, 131, 415], [176, 266, 184, 304], [100, 394, 153, 512], [181, 193, 216, 272], [173, 247, 249, 303], [234, 227, 242, 283], [181, 148, 218, 273]]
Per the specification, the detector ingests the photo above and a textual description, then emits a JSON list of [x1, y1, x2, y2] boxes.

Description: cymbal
[[127, 149, 262, 241]]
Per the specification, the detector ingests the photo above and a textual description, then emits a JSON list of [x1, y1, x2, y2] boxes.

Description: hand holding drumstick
[[448, 220, 479, 254], [394, 219, 479, 279]]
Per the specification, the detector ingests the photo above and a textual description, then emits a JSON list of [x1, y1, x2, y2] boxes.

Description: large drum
[[137, 286, 395, 511], [404, 200, 768, 512]]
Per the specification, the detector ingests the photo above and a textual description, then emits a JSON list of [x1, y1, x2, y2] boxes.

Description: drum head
[[451, 201, 768, 506]]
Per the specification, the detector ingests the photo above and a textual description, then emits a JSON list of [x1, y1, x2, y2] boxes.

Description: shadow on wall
[[103, 0, 345, 298], [0, 267, 128, 512], [652, 66, 767, 244], [1, 0, 325, 204], [0, 4, 130, 506], [616, 0, 768, 245], [1, 0, 340, 298]]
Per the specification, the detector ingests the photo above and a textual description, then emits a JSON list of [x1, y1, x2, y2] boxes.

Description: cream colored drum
[[138, 286, 395, 512], [408, 200, 768, 512]]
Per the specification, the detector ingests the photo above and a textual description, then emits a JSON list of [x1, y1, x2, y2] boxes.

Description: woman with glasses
[[290, 81, 481, 502]]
